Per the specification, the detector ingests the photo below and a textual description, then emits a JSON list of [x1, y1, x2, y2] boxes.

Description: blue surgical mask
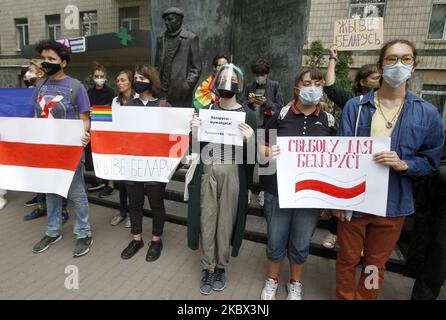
[[383, 62, 413, 88], [299, 86, 323, 105]]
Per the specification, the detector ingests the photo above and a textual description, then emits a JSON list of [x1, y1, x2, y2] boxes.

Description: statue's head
[[162, 7, 184, 34]]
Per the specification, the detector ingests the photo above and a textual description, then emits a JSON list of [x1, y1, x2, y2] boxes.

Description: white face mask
[[25, 71, 37, 81], [94, 78, 106, 87], [383, 62, 413, 88], [299, 86, 324, 105], [256, 75, 267, 85]]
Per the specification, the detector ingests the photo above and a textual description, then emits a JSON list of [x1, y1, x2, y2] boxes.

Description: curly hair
[[35, 39, 71, 64]]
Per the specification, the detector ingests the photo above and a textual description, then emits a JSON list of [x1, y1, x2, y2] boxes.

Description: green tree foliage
[[305, 40, 325, 68]]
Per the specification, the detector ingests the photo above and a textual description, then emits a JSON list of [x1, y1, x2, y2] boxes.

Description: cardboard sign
[[276, 137, 391, 216], [198, 109, 246, 146], [334, 17, 384, 51]]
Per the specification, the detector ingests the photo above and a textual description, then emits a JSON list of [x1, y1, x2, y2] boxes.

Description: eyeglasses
[[383, 55, 415, 66]]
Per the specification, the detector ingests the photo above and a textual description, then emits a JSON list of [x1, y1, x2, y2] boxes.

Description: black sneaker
[[32, 235, 62, 253], [87, 183, 106, 192], [24, 207, 47, 221], [146, 240, 163, 262], [62, 209, 69, 225], [73, 236, 93, 257], [98, 186, 114, 198], [121, 240, 144, 260], [24, 196, 39, 207]]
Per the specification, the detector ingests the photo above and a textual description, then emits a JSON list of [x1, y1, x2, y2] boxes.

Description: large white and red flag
[[91, 106, 194, 183], [0, 117, 84, 197], [276, 136, 390, 216]]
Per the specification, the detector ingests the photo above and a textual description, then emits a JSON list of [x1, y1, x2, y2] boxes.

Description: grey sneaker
[[32, 235, 62, 254], [110, 215, 126, 226], [73, 236, 93, 257], [200, 270, 215, 295], [213, 268, 226, 291]]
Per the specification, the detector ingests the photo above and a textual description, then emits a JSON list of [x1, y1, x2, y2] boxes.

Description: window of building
[[422, 84, 446, 127], [428, 0, 446, 40], [15, 18, 29, 51], [349, 0, 386, 19], [119, 6, 140, 31], [80, 11, 98, 37], [46, 15, 61, 40]]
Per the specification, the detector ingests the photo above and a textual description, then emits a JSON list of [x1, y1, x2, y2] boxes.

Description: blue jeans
[[264, 192, 320, 264], [37, 193, 67, 209], [46, 162, 91, 239]]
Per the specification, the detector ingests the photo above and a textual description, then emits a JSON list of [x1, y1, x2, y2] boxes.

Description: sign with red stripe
[[276, 137, 390, 216], [91, 106, 194, 182], [0, 117, 84, 197]]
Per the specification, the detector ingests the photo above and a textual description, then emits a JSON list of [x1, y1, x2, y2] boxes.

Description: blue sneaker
[[200, 270, 215, 295], [213, 268, 226, 291], [24, 207, 47, 221]]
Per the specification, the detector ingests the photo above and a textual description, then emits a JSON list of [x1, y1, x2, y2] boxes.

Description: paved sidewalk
[[0, 191, 444, 300]]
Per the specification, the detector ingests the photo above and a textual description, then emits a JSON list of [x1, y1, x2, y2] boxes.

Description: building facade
[[0, 0, 151, 88], [305, 0, 446, 123]]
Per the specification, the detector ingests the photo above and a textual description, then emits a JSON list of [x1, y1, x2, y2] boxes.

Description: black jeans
[[411, 187, 446, 300], [119, 181, 129, 217], [328, 216, 338, 236], [126, 181, 167, 237]]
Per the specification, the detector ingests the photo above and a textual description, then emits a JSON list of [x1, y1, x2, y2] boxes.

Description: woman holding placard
[[335, 40, 444, 300], [259, 66, 336, 300], [120, 65, 168, 263], [188, 63, 257, 296]]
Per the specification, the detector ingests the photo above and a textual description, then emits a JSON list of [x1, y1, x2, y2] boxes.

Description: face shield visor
[[212, 64, 244, 98]]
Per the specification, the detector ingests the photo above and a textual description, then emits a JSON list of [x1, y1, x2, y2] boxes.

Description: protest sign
[[91, 106, 193, 182], [198, 109, 246, 146], [0, 118, 84, 197], [334, 17, 384, 51], [276, 136, 391, 216]]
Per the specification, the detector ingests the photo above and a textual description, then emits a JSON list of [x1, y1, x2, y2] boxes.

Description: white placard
[[276, 136, 391, 216], [198, 109, 246, 146]]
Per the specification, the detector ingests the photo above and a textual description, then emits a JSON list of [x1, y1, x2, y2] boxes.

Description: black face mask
[[133, 81, 152, 94], [41, 62, 62, 76], [218, 90, 236, 99], [217, 81, 239, 99]]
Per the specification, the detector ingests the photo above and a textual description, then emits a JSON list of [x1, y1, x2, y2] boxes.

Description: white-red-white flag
[[91, 106, 194, 182], [0, 117, 84, 197]]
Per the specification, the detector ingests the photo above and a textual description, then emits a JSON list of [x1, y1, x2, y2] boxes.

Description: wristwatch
[[329, 57, 338, 61]]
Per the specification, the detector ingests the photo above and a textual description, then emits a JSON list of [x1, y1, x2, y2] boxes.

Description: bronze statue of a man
[[154, 7, 202, 108]]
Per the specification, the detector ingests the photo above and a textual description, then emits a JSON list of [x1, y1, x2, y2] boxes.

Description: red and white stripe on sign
[[91, 131, 190, 158]]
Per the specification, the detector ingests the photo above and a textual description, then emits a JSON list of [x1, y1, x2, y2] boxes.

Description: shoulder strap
[[70, 78, 81, 118], [325, 111, 336, 128], [354, 95, 364, 137], [279, 104, 291, 120]]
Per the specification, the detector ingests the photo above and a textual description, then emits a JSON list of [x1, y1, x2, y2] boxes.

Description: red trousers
[[336, 215, 406, 300]]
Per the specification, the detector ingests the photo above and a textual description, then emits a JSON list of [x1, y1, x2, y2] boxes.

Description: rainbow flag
[[193, 75, 219, 110], [91, 105, 112, 122]]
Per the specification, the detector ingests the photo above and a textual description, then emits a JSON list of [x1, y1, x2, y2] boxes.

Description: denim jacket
[[338, 90, 445, 217]]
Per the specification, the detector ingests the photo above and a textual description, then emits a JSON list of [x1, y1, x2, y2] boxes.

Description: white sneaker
[[125, 218, 131, 228], [322, 233, 338, 249], [287, 281, 303, 300], [261, 278, 278, 300], [258, 191, 265, 207], [0, 198, 7, 210]]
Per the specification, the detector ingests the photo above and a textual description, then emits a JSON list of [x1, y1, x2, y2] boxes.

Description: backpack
[[34, 77, 81, 119]]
